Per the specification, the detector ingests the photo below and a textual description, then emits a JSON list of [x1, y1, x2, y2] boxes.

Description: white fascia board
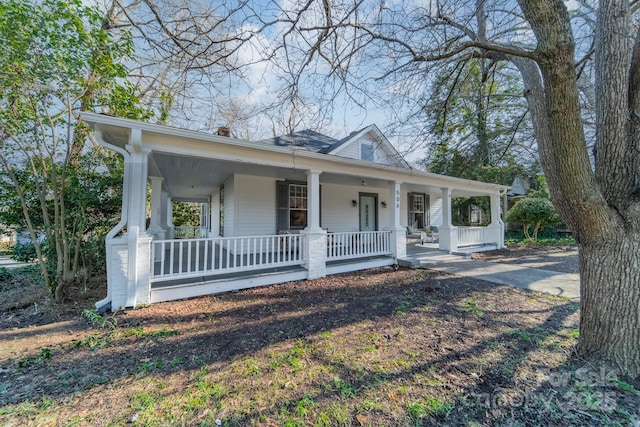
[[81, 112, 508, 194]]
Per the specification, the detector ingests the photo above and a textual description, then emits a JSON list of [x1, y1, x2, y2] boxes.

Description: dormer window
[[361, 143, 374, 161]]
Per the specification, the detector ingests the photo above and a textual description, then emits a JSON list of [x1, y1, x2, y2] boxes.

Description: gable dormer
[[327, 125, 410, 169]]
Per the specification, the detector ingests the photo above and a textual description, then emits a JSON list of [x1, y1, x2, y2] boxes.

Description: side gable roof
[[507, 176, 530, 197], [327, 124, 410, 168], [254, 130, 339, 153]]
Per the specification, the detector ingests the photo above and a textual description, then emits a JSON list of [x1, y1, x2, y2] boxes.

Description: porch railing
[[457, 226, 494, 247], [174, 226, 208, 239], [151, 234, 304, 282], [326, 231, 392, 261]]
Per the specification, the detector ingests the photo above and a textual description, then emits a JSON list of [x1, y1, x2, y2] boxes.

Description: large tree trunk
[[579, 236, 640, 378], [516, 0, 640, 378]]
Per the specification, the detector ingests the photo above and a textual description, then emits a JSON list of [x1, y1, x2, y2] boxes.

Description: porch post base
[[438, 226, 458, 253], [133, 234, 153, 307], [302, 229, 327, 280], [386, 226, 407, 259], [486, 223, 505, 249]]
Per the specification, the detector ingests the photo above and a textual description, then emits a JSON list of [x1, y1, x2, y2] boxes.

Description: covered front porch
[[83, 112, 507, 310]]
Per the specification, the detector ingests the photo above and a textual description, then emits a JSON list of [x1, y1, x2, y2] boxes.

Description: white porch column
[[124, 130, 152, 308], [209, 191, 217, 237], [439, 187, 458, 253], [148, 176, 165, 239], [160, 191, 170, 230], [303, 169, 326, 279], [386, 181, 406, 258], [306, 169, 322, 232], [200, 203, 209, 237], [166, 196, 174, 239], [489, 192, 505, 248]]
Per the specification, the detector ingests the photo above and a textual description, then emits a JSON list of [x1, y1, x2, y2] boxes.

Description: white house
[[81, 112, 508, 311]]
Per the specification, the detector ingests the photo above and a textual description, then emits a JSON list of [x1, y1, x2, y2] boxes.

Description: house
[[81, 112, 509, 311]]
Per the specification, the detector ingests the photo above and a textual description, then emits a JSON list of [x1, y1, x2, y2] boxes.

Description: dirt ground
[[1, 246, 639, 426]]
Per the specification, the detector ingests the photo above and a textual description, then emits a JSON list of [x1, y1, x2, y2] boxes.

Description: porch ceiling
[[149, 151, 494, 202], [149, 151, 308, 202]]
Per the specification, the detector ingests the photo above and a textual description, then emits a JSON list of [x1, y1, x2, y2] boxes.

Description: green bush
[[506, 197, 562, 242], [11, 241, 37, 263]]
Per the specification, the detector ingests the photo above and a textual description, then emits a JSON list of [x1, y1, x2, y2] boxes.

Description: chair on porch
[[406, 226, 438, 244], [424, 226, 439, 243], [406, 226, 427, 244]]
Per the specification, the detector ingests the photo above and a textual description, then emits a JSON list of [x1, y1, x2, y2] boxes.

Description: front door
[[359, 193, 378, 231]]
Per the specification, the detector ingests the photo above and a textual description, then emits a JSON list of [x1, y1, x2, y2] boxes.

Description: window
[[470, 204, 482, 224], [408, 193, 428, 229], [277, 181, 315, 231], [361, 143, 374, 161], [219, 185, 224, 236], [288, 184, 308, 229]]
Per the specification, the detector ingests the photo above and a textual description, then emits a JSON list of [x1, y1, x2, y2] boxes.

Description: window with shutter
[[276, 181, 320, 231], [408, 192, 429, 229], [219, 185, 224, 236], [276, 181, 289, 231]]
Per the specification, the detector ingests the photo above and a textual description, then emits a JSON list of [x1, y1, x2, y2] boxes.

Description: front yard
[[1, 249, 638, 426]]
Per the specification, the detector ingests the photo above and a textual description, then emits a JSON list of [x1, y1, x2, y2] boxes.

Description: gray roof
[[255, 130, 339, 153]]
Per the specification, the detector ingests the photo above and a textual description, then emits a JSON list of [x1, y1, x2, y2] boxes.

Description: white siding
[[107, 239, 129, 310], [223, 175, 235, 236], [430, 195, 443, 226], [225, 176, 403, 236], [335, 134, 404, 168], [377, 145, 404, 167], [377, 188, 391, 230], [321, 183, 390, 232], [235, 174, 277, 236], [338, 141, 360, 159]]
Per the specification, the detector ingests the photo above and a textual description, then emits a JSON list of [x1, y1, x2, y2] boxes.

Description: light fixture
[[381, 201, 387, 208], [352, 200, 358, 207], [361, 179, 367, 186]]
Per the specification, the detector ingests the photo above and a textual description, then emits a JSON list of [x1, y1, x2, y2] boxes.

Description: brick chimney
[[217, 126, 230, 137]]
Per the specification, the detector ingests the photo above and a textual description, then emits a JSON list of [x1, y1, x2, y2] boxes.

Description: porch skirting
[[150, 267, 308, 304], [149, 256, 395, 305]]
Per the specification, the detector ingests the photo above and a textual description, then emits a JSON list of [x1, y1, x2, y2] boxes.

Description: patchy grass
[[1, 265, 639, 426]]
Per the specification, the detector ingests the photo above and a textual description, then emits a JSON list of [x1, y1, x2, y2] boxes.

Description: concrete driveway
[[405, 245, 580, 301]]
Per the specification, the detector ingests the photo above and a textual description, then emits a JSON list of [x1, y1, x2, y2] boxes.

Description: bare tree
[[98, 0, 254, 129], [212, 0, 639, 378], [83, 0, 639, 376]]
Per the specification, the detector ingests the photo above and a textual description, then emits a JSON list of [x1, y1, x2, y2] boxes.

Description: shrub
[[11, 241, 37, 263], [506, 197, 562, 242]]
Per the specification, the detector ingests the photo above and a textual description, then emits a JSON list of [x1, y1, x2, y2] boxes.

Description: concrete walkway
[[0, 255, 34, 269], [404, 245, 580, 301]]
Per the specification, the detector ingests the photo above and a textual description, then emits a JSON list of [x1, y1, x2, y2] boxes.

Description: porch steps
[[451, 243, 498, 257], [397, 257, 422, 268]]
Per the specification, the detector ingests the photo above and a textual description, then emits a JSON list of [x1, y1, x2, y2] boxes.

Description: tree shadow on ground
[[0, 267, 602, 425]]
